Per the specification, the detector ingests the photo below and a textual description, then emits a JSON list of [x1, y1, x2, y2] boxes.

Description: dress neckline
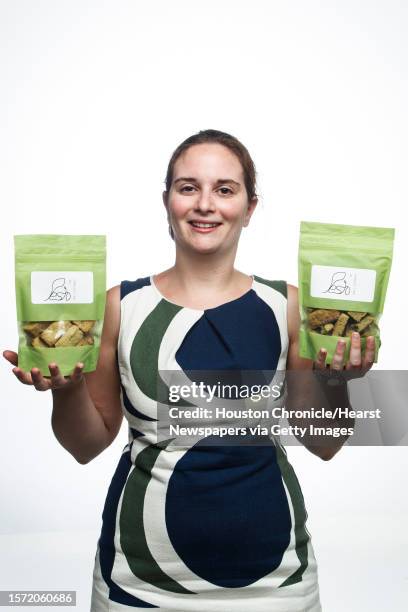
[[150, 274, 255, 312]]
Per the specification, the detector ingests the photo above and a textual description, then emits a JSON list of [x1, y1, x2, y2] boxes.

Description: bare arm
[[51, 285, 123, 463], [285, 284, 354, 461]]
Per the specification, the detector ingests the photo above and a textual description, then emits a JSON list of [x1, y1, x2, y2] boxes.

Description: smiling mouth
[[188, 221, 222, 229]]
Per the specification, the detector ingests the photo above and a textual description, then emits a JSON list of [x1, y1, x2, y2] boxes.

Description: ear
[[162, 191, 171, 223], [243, 197, 258, 227], [162, 190, 168, 210]]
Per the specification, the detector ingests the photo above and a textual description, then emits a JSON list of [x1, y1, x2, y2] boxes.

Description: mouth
[[188, 221, 222, 233]]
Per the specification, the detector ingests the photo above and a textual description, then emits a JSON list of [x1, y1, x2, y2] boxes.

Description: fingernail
[[353, 332, 359, 339]]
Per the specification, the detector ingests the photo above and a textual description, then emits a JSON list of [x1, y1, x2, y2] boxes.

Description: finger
[[3, 350, 18, 366], [346, 332, 362, 369], [12, 366, 34, 385], [331, 339, 346, 370], [314, 348, 327, 370], [362, 336, 376, 370], [48, 363, 70, 387], [31, 367, 51, 391], [69, 362, 84, 383]]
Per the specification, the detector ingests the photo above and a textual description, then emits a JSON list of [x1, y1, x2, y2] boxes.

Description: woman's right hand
[[2, 350, 84, 391]]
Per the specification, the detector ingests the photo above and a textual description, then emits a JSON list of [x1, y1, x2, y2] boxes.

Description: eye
[[180, 185, 195, 192], [218, 187, 233, 195]]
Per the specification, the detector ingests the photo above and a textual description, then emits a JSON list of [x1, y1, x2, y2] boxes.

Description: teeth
[[191, 222, 219, 228]]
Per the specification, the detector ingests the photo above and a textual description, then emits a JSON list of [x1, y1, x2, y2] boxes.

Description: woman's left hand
[[313, 332, 376, 379]]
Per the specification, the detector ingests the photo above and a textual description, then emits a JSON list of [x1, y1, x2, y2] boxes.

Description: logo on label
[[44, 277, 72, 302], [310, 265, 376, 302], [323, 271, 351, 296]]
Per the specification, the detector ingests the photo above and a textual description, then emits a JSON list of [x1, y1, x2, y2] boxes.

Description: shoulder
[[105, 276, 153, 325], [104, 285, 121, 338], [107, 284, 120, 307], [286, 283, 298, 305], [286, 284, 300, 342], [103, 277, 155, 346], [107, 284, 120, 299]]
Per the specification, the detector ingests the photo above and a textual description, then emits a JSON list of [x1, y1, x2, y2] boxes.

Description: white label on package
[[310, 265, 376, 302], [31, 271, 94, 304]]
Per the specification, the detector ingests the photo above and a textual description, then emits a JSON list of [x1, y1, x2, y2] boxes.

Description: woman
[[4, 129, 375, 611]]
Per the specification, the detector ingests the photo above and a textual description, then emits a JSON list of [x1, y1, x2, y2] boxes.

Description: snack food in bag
[[298, 221, 394, 364], [14, 234, 106, 376]]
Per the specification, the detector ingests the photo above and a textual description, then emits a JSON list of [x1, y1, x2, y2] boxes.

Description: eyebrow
[[173, 177, 241, 186]]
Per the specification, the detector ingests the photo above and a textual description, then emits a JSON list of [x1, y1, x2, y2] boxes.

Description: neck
[[154, 241, 253, 304], [171, 246, 239, 292]]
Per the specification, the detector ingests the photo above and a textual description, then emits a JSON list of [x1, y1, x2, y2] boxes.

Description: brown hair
[[164, 129, 258, 240]]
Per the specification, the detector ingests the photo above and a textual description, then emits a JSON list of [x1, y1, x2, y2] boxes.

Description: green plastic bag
[[14, 234, 106, 376], [298, 221, 395, 364]]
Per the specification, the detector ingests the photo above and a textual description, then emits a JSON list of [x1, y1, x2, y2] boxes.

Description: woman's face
[[163, 143, 257, 254]]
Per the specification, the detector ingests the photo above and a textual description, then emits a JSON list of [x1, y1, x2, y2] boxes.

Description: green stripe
[[130, 300, 182, 400], [274, 442, 310, 587], [120, 439, 196, 594], [253, 275, 287, 299], [130, 299, 198, 407]]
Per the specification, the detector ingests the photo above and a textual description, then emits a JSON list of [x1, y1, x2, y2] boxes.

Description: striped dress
[[90, 275, 322, 612]]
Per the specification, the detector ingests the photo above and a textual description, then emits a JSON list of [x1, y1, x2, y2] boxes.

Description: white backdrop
[[1, 1, 407, 611]]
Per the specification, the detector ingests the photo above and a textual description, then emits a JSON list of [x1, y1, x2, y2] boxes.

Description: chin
[[190, 244, 221, 254], [182, 238, 222, 254]]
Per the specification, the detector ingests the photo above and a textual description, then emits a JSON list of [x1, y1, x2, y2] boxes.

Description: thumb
[[3, 350, 18, 366]]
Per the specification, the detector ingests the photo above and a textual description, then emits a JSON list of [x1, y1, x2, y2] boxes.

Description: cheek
[[168, 197, 190, 220], [219, 202, 249, 224]]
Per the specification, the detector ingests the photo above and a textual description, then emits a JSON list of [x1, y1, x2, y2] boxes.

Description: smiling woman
[[86, 129, 327, 611]]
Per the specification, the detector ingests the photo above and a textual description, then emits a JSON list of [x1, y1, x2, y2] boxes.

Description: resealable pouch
[[14, 234, 106, 376], [298, 221, 394, 364]]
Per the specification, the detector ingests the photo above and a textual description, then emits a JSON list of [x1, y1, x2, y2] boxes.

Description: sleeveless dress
[[90, 274, 322, 612]]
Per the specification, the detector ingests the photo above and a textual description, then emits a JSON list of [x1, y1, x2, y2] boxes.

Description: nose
[[195, 188, 215, 213]]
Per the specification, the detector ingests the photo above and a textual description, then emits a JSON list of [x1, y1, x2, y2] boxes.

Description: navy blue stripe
[[121, 383, 157, 422], [130, 427, 145, 439], [99, 450, 158, 607], [121, 276, 151, 300], [109, 582, 158, 608], [109, 581, 158, 607]]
